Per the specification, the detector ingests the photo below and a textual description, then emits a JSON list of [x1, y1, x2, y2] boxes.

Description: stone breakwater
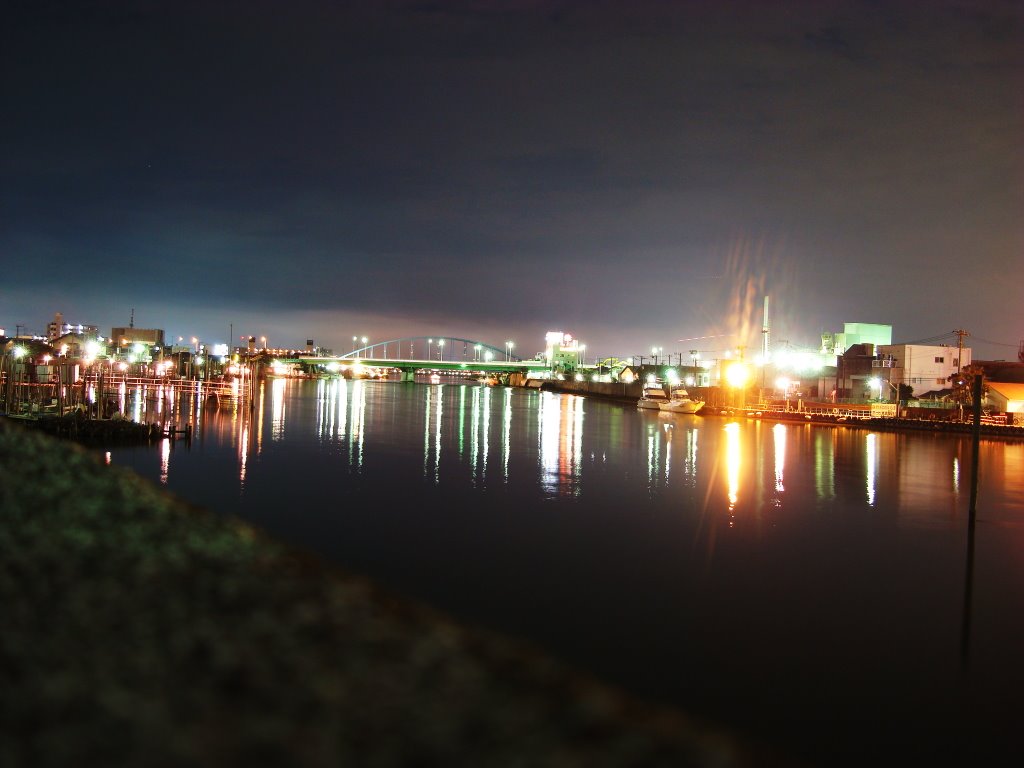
[[0, 420, 760, 768]]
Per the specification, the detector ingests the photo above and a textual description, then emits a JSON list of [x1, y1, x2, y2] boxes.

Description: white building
[[879, 344, 972, 397], [46, 312, 98, 341]]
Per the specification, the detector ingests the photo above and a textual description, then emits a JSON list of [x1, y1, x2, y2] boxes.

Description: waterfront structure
[[879, 343, 972, 398], [986, 382, 1024, 418], [831, 343, 893, 400], [543, 331, 584, 373]]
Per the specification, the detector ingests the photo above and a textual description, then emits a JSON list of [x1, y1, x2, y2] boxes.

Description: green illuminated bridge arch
[[273, 336, 551, 379]]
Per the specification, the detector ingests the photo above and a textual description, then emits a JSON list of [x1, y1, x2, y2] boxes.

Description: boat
[[657, 388, 705, 414], [637, 383, 670, 410]]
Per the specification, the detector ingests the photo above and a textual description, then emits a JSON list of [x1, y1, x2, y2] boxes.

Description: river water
[[108, 378, 1024, 765]]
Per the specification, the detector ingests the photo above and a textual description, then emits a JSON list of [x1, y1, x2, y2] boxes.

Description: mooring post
[[960, 373, 984, 667]]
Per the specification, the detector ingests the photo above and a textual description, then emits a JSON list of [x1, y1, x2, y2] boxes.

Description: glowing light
[[133, 343, 144, 355], [725, 361, 750, 388], [484, 350, 493, 362], [13, 346, 27, 359], [118, 362, 128, 371]]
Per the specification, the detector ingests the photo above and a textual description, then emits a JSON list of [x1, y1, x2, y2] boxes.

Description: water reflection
[[865, 433, 878, 506], [686, 427, 699, 480], [113, 381, 1024, 528], [469, 385, 493, 485], [538, 392, 584, 496], [271, 378, 286, 440], [724, 422, 741, 518], [502, 388, 512, 483], [814, 430, 835, 500], [773, 423, 786, 494], [423, 385, 443, 483], [646, 422, 660, 491], [159, 437, 170, 485]]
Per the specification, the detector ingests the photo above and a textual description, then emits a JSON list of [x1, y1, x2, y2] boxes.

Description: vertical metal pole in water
[[960, 373, 983, 667]]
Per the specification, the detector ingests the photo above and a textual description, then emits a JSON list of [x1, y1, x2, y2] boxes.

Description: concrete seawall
[[0, 418, 757, 768], [541, 379, 643, 402]]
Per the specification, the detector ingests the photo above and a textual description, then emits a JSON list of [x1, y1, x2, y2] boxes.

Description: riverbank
[[541, 380, 1024, 441], [0, 418, 757, 768]]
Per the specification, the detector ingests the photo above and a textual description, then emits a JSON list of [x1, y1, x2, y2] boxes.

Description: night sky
[[2, 0, 1021, 360]]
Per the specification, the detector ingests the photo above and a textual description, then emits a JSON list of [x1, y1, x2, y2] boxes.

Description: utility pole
[[954, 328, 970, 374]]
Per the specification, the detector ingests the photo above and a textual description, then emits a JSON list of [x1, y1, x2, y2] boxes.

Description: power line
[[968, 335, 1018, 348], [895, 332, 957, 346]]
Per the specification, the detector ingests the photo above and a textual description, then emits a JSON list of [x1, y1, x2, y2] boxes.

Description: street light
[[352, 336, 357, 353], [869, 377, 884, 401], [484, 350, 493, 362], [438, 339, 445, 361], [725, 361, 751, 407], [474, 344, 482, 361], [428, 338, 433, 360]]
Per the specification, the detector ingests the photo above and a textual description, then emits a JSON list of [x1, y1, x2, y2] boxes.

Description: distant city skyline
[[2, 1, 1021, 360]]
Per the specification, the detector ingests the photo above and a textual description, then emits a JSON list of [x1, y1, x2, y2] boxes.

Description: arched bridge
[[273, 336, 550, 381]]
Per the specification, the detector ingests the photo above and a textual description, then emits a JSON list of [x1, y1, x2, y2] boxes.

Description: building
[[111, 326, 166, 349], [543, 331, 584, 372], [973, 360, 1024, 384], [46, 312, 98, 341], [821, 322, 892, 356], [878, 343, 972, 398], [986, 382, 1024, 419]]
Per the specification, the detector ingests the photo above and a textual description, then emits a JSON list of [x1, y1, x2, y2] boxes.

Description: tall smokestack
[[761, 295, 771, 360]]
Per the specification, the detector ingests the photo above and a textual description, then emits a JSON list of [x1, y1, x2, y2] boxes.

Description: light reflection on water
[[866, 432, 878, 506], [112, 379, 1024, 527], [724, 422, 740, 516], [772, 422, 785, 493]]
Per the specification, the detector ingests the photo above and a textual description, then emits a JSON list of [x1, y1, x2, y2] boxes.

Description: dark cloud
[[1, 0, 1021, 357]]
